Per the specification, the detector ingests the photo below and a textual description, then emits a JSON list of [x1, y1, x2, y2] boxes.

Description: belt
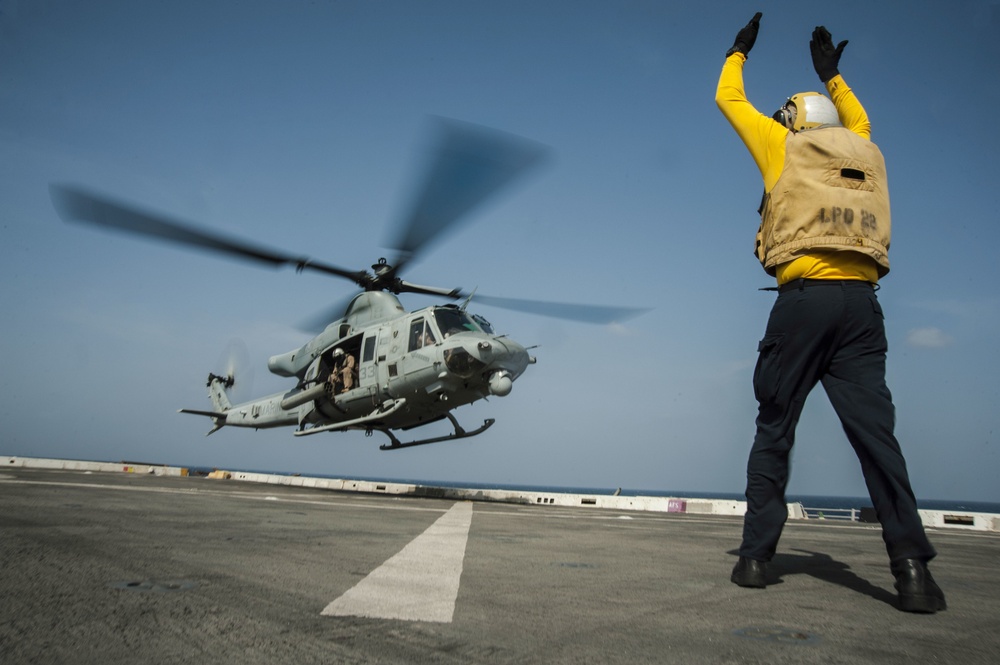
[[777, 278, 876, 293]]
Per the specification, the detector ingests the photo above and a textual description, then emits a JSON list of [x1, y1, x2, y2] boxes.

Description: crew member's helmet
[[772, 92, 841, 131]]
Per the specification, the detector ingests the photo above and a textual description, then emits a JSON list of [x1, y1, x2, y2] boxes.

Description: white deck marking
[[321, 501, 473, 623]]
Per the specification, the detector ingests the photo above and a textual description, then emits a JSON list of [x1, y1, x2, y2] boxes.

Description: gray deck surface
[[2, 468, 997, 664]]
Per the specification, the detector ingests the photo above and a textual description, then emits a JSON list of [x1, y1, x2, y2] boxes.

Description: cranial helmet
[[333, 348, 344, 357], [772, 92, 841, 131]]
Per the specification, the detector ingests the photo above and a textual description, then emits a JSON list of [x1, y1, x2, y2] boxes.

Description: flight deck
[[2, 465, 998, 664]]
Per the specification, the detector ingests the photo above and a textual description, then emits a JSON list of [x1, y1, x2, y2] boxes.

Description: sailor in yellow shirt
[[716, 13, 945, 614], [717, 26, 888, 284]]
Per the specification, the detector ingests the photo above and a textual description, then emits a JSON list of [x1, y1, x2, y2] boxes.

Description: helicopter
[[51, 118, 646, 450]]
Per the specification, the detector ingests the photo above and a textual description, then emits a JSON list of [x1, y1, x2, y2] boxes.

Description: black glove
[[810, 26, 848, 82], [727, 12, 762, 58]]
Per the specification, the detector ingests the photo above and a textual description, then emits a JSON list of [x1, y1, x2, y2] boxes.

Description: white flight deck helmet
[[773, 91, 841, 131]]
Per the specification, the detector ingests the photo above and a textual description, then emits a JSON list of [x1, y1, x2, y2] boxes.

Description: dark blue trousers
[[740, 280, 936, 565]]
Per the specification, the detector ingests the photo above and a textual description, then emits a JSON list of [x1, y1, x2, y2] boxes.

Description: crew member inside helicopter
[[409, 318, 437, 351], [328, 348, 356, 394]]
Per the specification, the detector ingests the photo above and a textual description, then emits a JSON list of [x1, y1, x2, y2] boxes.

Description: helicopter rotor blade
[[464, 293, 649, 324], [50, 184, 369, 285], [385, 118, 548, 279], [299, 290, 648, 332], [396, 280, 462, 299]]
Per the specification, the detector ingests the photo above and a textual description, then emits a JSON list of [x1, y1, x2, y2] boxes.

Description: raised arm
[[811, 26, 870, 138]]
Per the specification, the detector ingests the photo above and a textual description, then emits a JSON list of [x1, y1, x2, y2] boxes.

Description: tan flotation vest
[[756, 126, 891, 276]]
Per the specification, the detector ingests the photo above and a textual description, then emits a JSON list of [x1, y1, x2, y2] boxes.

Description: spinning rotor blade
[[386, 118, 548, 278], [466, 294, 649, 324], [396, 280, 461, 298], [299, 290, 647, 332], [50, 184, 368, 284], [216, 338, 255, 404]]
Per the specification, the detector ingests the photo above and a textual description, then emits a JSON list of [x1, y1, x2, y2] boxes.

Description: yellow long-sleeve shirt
[[716, 52, 880, 284]]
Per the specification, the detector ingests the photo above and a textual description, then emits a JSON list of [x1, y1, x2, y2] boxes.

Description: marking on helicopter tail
[[321, 501, 472, 623]]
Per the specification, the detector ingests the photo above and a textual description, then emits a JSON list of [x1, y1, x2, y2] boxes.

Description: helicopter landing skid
[[378, 413, 495, 450], [293, 398, 408, 437]]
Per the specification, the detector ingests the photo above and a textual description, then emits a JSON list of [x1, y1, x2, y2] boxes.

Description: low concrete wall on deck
[[4, 456, 187, 477], [919, 508, 1000, 534], [7, 456, 998, 531]]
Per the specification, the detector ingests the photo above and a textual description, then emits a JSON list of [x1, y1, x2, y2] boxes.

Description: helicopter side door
[[386, 316, 440, 400], [357, 328, 381, 392]]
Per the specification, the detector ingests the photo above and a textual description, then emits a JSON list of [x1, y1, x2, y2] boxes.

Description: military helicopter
[[52, 119, 645, 450]]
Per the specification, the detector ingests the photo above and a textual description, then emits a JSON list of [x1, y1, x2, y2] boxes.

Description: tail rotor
[[215, 338, 255, 405]]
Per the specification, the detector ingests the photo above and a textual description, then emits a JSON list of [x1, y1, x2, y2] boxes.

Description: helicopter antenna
[[459, 287, 478, 312]]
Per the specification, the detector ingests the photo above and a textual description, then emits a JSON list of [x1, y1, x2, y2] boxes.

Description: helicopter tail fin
[[206, 373, 233, 413], [178, 373, 232, 435]]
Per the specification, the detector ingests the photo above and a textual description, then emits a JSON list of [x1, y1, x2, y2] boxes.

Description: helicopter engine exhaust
[[488, 371, 513, 397]]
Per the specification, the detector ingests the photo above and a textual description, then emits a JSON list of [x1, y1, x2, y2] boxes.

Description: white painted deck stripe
[[321, 501, 473, 623]]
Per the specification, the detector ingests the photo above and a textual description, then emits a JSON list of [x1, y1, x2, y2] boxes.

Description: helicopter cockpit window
[[434, 308, 481, 339], [472, 314, 494, 335], [408, 318, 436, 352]]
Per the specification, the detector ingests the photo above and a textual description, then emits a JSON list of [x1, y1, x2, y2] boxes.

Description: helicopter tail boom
[[177, 373, 236, 435], [181, 373, 302, 435]]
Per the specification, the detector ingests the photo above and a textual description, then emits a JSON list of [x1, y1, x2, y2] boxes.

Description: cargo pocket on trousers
[[752, 333, 784, 405], [868, 293, 884, 319]]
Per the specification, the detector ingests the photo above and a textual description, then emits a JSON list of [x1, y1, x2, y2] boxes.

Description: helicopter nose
[[443, 335, 529, 389], [487, 337, 529, 374]]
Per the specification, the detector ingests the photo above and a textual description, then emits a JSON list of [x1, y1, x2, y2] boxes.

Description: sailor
[[716, 13, 945, 613]]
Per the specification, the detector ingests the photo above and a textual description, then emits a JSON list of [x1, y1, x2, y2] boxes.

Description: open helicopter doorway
[[324, 333, 364, 397]]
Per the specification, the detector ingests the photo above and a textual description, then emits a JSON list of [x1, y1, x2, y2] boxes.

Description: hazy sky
[[2, 0, 999, 502]]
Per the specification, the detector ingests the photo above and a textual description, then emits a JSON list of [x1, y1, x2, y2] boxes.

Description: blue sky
[[2, 0, 999, 503]]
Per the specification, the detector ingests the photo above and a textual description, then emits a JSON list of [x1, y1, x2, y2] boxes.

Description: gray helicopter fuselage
[[212, 292, 532, 437]]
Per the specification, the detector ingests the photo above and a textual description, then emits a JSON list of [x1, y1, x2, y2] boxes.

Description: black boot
[[731, 556, 767, 588], [892, 559, 947, 613]]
